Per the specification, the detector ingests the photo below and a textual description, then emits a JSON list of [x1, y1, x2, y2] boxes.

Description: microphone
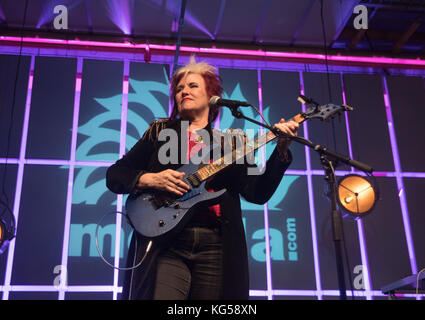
[[209, 96, 251, 108]]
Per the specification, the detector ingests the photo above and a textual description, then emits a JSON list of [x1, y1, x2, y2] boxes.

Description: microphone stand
[[228, 104, 373, 300]]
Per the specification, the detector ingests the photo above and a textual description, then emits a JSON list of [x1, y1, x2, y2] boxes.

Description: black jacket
[[105, 118, 292, 299]]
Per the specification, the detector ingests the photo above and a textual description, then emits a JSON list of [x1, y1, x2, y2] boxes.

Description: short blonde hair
[[173, 55, 218, 79], [170, 56, 223, 122]]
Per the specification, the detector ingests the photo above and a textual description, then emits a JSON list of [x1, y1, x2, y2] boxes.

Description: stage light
[[337, 174, 378, 220]]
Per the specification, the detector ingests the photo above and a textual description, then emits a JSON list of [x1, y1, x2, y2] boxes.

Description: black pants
[[153, 226, 223, 300]]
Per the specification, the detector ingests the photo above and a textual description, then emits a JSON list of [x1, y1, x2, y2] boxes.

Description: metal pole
[[172, 0, 187, 77]]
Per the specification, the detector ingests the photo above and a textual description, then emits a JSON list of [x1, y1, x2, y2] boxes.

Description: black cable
[[0, 0, 29, 233], [319, 0, 337, 152], [95, 211, 153, 271], [171, 0, 187, 77], [320, 0, 355, 300], [319, 0, 332, 103]]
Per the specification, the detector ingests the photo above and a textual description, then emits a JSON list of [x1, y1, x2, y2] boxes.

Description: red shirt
[[187, 130, 221, 219]]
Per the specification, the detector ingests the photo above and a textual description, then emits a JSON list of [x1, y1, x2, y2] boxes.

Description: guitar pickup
[[186, 174, 201, 188]]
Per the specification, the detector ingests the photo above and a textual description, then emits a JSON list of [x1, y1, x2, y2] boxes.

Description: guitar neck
[[194, 113, 306, 182]]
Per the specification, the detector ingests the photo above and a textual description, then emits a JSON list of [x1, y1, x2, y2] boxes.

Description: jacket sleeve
[[105, 138, 154, 194], [237, 147, 292, 205], [105, 120, 164, 194]]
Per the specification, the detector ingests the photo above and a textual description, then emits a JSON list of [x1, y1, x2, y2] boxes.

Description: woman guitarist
[[106, 58, 299, 300]]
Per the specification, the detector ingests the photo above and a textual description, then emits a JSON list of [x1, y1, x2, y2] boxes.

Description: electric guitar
[[125, 103, 352, 242]]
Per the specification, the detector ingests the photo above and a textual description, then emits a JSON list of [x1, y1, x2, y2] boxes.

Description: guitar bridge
[[151, 195, 164, 209], [150, 193, 178, 210]]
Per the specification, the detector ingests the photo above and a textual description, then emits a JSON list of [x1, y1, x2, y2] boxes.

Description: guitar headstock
[[303, 103, 353, 121]]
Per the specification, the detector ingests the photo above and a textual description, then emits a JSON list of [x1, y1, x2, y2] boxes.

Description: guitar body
[[125, 160, 227, 242]]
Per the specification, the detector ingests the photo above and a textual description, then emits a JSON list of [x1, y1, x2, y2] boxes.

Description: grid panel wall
[[0, 48, 424, 300]]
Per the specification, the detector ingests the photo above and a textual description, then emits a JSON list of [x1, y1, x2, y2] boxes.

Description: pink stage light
[[2, 36, 425, 69]]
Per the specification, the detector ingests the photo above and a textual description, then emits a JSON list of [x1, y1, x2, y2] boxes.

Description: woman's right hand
[[137, 169, 191, 196]]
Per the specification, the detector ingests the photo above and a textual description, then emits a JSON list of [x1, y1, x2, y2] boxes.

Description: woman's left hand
[[273, 118, 299, 160]]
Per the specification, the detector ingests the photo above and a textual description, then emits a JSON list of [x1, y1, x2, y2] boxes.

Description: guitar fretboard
[[194, 113, 305, 182]]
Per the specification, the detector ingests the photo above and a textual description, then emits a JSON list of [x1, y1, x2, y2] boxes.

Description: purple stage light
[[401, 172, 425, 178], [372, 171, 394, 177], [213, 0, 226, 40], [4, 285, 425, 299], [25, 159, 69, 166], [37, 0, 83, 29], [1, 285, 120, 293], [58, 58, 83, 300], [105, 0, 133, 35], [3, 36, 425, 70], [156, 0, 214, 40], [382, 76, 417, 276], [340, 72, 372, 299], [257, 69, 273, 300], [120, 62, 130, 159], [0, 159, 113, 167], [2, 55, 35, 300], [0, 158, 19, 164], [73, 160, 113, 167], [111, 59, 130, 300], [299, 72, 322, 300]]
